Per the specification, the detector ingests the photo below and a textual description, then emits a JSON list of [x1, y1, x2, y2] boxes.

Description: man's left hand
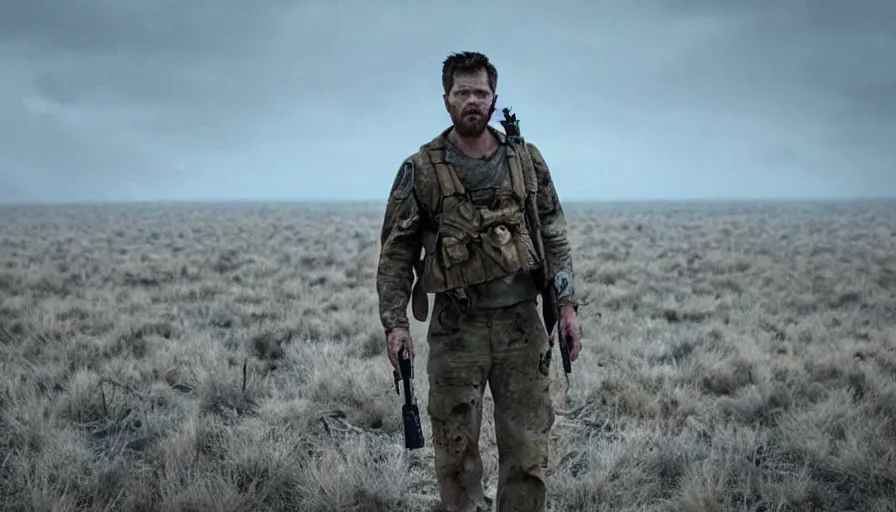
[[558, 305, 582, 361]]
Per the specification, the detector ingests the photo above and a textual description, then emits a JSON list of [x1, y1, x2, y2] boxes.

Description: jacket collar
[[424, 124, 516, 154]]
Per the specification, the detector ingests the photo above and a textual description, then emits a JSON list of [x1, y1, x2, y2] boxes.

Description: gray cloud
[[1, 0, 894, 203]]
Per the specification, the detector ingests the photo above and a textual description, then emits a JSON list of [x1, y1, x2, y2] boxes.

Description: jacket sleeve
[[526, 142, 578, 309], [376, 158, 423, 332]]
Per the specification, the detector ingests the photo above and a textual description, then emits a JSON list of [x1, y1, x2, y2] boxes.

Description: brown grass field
[[1, 200, 895, 512]]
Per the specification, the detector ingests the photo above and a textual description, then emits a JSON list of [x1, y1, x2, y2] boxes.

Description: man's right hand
[[386, 327, 415, 370]]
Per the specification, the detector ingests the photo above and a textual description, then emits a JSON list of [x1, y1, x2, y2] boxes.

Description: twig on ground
[[99, 377, 145, 400], [96, 377, 146, 418]]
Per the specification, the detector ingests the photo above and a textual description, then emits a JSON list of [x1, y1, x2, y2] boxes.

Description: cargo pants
[[426, 292, 555, 512]]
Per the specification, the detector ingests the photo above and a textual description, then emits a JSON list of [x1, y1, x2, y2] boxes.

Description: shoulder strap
[[510, 140, 539, 198], [415, 128, 468, 215], [426, 141, 466, 198]]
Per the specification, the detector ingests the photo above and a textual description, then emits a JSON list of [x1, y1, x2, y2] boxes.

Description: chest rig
[[413, 126, 540, 299]]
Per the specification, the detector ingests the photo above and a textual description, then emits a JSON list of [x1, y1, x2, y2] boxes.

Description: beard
[[450, 103, 495, 138]]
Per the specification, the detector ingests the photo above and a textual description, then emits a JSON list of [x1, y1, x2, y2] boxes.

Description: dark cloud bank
[[1, 0, 894, 203]]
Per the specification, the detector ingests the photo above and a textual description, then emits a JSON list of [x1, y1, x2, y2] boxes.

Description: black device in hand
[[393, 346, 424, 450]]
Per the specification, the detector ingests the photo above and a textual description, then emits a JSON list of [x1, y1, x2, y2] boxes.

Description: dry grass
[[1, 200, 895, 512]]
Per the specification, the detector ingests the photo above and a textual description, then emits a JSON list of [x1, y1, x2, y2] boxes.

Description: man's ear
[[443, 93, 450, 112]]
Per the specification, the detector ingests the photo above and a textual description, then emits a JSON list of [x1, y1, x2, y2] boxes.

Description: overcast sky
[[1, 0, 894, 203]]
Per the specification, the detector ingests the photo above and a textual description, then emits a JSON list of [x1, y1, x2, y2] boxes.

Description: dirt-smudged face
[[443, 69, 496, 138]]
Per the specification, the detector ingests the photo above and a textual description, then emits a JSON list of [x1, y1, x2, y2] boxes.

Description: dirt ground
[[1, 200, 894, 511]]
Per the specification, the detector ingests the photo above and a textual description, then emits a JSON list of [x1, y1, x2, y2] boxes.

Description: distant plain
[[1, 200, 894, 511]]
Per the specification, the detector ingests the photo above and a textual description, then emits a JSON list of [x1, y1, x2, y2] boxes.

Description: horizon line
[[1, 196, 895, 207]]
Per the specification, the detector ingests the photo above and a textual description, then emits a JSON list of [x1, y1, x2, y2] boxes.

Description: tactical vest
[[414, 127, 540, 295]]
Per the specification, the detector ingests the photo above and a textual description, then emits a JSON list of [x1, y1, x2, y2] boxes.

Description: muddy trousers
[[426, 294, 555, 512]]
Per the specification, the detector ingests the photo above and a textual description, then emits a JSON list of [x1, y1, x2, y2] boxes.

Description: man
[[376, 51, 582, 512]]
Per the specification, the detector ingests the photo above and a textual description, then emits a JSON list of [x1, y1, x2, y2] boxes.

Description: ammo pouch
[[409, 127, 540, 322]]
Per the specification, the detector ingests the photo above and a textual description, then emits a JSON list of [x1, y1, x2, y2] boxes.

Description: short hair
[[441, 51, 498, 94]]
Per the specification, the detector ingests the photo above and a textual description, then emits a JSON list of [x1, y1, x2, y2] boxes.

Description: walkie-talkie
[[393, 346, 424, 450]]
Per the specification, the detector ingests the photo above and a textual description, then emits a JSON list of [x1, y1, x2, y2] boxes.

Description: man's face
[[444, 70, 496, 138]]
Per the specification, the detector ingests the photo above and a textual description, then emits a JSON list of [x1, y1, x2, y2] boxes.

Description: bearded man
[[376, 51, 582, 512]]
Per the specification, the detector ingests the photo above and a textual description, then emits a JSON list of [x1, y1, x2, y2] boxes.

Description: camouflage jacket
[[376, 127, 577, 332]]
